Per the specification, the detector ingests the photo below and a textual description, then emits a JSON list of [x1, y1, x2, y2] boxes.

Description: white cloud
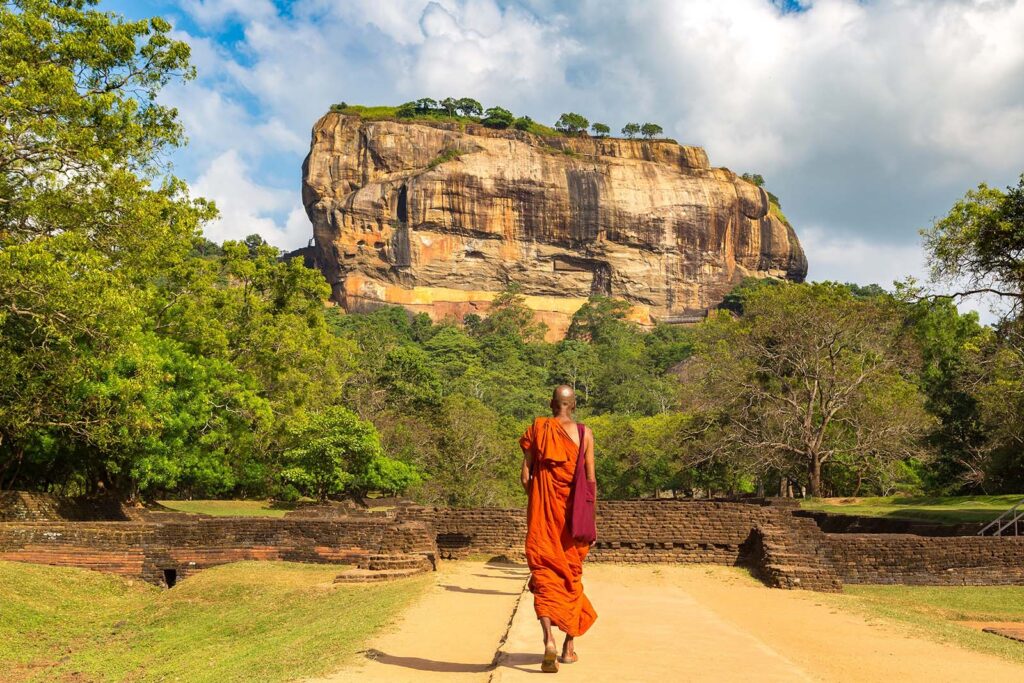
[[801, 226, 927, 288], [180, 0, 277, 28], [192, 150, 310, 249]]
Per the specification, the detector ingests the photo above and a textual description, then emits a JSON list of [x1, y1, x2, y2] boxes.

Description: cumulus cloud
[[155, 0, 1024, 299], [191, 150, 310, 248]]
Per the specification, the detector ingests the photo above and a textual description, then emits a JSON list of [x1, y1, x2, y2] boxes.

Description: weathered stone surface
[[301, 113, 808, 339]]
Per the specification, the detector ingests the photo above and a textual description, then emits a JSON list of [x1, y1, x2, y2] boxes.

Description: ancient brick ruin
[[2, 492, 1023, 591]]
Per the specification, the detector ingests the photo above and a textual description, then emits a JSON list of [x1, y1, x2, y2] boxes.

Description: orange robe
[[520, 416, 597, 637]]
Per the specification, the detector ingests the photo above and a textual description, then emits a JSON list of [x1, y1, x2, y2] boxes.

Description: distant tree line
[[352, 96, 669, 140]]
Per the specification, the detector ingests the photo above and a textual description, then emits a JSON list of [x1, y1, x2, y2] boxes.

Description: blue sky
[[108, 0, 1024, 316]]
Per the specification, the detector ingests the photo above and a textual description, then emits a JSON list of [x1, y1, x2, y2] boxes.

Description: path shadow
[[485, 556, 529, 569], [471, 573, 529, 581], [362, 649, 492, 673], [439, 584, 521, 596], [496, 652, 545, 674]]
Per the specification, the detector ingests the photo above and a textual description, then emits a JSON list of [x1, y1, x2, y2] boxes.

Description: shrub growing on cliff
[[555, 112, 589, 135], [621, 122, 641, 138], [482, 106, 515, 128], [514, 115, 533, 131], [591, 122, 610, 137]]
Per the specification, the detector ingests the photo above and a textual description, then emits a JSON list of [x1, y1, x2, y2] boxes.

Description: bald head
[[550, 384, 576, 416]]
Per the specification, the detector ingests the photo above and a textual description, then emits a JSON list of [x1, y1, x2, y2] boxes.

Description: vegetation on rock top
[[329, 100, 669, 141]]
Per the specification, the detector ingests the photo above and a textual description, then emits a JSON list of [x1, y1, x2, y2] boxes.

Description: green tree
[[621, 123, 641, 138], [282, 407, 415, 502], [414, 97, 438, 113], [555, 112, 589, 135], [440, 97, 458, 117], [685, 283, 935, 497], [455, 97, 483, 117], [396, 101, 418, 118], [513, 115, 533, 131], [922, 175, 1024, 317], [640, 123, 663, 139], [741, 173, 766, 187], [482, 106, 514, 128], [590, 122, 610, 137]]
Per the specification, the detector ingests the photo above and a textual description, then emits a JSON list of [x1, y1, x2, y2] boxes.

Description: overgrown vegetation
[[2, 2, 1023, 507], [0, 560, 429, 682]]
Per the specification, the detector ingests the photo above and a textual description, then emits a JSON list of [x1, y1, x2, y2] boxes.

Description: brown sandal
[[542, 645, 559, 673]]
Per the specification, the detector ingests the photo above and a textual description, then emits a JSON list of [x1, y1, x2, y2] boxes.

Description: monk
[[519, 385, 597, 674]]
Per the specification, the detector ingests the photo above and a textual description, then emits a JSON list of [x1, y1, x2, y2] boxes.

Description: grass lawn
[[800, 494, 1024, 524], [156, 499, 289, 517], [0, 560, 430, 682], [843, 584, 1024, 664]]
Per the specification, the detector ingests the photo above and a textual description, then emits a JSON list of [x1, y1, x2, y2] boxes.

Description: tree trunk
[[807, 454, 822, 498]]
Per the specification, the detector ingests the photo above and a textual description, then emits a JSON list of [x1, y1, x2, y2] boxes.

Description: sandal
[[542, 645, 559, 673]]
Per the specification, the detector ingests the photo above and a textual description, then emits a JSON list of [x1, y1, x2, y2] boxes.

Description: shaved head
[[550, 384, 576, 415]]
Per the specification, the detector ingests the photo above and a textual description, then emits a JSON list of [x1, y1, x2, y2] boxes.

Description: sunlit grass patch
[[156, 499, 289, 517], [841, 584, 1024, 664], [800, 494, 1024, 524], [0, 560, 430, 682]]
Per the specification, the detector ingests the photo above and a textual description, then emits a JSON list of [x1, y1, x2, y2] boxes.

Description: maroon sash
[[568, 423, 597, 543]]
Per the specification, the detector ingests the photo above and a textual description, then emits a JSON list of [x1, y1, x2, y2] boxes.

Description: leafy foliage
[[640, 123, 663, 139], [555, 112, 589, 135]]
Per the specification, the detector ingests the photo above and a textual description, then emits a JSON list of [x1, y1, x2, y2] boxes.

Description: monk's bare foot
[[542, 638, 559, 673], [559, 636, 577, 664]]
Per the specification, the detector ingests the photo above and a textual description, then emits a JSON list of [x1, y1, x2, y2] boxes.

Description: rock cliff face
[[302, 112, 807, 339]]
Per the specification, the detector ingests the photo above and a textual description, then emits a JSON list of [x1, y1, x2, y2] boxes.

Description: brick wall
[[6, 492, 1024, 591], [399, 500, 779, 564], [0, 517, 437, 585], [0, 491, 128, 521], [823, 534, 1024, 585]]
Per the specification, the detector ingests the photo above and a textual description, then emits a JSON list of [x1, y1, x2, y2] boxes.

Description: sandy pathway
[[306, 560, 528, 683], [493, 564, 1024, 683]]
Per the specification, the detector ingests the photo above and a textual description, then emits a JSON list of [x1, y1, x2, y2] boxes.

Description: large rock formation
[[302, 112, 807, 339]]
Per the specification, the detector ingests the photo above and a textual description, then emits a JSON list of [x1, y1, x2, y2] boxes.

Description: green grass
[[0, 560, 430, 682], [800, 494, 1024, 524], [842, 584, 1024, 664], [156, 499, 289, 517]]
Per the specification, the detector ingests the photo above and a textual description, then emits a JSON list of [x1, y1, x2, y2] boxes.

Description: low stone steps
[[334, 552, 434, 583], [358, 553, 431, 571], [334, 566, 428, 583]]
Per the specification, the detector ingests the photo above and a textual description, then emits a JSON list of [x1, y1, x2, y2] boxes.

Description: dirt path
[[493, 564, 1024, 682], [306, 560, 529, 683], [307, 561, 1024, 683]]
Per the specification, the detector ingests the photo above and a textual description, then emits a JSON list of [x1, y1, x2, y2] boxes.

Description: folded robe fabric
[[520, 416, 597, 637]]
